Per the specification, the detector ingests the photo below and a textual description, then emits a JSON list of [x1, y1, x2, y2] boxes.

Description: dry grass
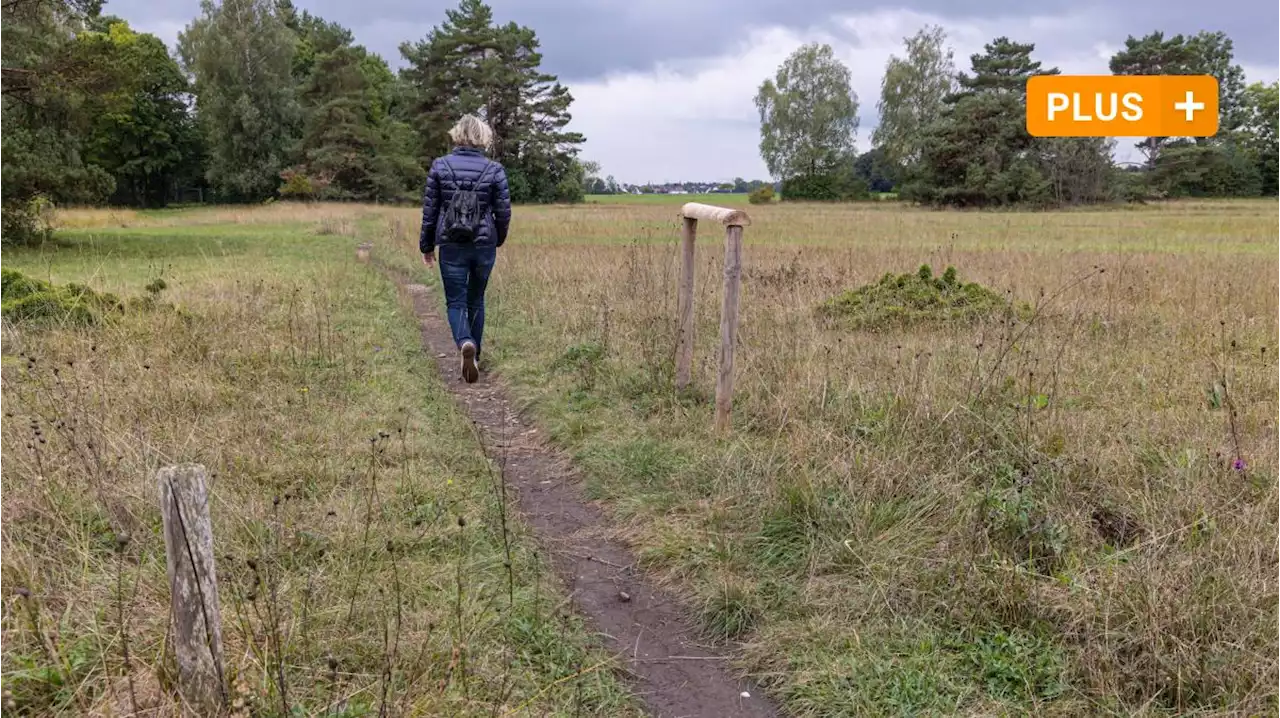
[[370, 197, 1278, 716], [53, 202, 382, 231], [10, 198, 1275, 716], [1, 220, 639, 716]]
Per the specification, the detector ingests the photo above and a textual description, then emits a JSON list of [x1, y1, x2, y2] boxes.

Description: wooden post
[[715, 225, 744, 432], [158, 464, 226, 713], [675, 216, 697, 390], [675, 203, 750, 432]]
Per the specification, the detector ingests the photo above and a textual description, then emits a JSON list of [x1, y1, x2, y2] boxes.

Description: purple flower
[[1232, 458, 1246, 472]]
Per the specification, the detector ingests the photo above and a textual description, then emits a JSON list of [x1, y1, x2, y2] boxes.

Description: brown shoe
[[460, 341, 479, 383]]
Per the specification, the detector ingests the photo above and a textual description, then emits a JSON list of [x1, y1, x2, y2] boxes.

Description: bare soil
[[382, 261, 779, 718]]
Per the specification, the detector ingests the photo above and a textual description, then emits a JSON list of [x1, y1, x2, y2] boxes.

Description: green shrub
[[278, 167, 318, 199], [747, 185, 775, 204], [1, 196, 57, 246], [781, 171, 870, 202], [817, 264, 1021, 330]]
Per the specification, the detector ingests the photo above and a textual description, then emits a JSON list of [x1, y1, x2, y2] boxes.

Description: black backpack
[[440, 159, 492, 243]]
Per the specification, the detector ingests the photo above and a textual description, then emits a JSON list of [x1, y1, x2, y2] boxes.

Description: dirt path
[[377, 260, 779, 718]]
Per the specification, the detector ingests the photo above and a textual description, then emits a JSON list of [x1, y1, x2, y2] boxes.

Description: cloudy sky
[[126, 0, 1278, 183]]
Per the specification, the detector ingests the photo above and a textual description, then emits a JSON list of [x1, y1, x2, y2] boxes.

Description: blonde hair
[[449, 115, 494, 150]]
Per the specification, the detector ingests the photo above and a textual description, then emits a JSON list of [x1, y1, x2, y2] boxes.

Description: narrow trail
[[374, 258, 780, 718]]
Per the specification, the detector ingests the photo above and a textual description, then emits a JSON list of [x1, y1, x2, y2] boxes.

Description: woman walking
[[419, 115, 512, 383]]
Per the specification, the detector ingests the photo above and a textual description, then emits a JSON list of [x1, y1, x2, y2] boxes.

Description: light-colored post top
[[680, 202, 751, 227]]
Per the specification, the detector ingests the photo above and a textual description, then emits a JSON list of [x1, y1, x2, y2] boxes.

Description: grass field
[[375, 197, 1279, 716], [586, 192, 752, 205], [585, 192, 897, 205], [4, 198, 1277, 716], [0, 205, 640, 716]]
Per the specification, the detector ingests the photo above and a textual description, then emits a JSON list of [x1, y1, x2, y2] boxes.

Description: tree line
[[2, 0, 587, 244], [756, 28, 1279, 206]]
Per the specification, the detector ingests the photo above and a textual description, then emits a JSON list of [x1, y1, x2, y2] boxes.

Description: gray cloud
[[120, 0, 1277, 182], [124, 0, 1277, 79]]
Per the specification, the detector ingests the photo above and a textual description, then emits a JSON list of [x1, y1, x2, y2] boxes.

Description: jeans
[[438, 243, 496, 354]]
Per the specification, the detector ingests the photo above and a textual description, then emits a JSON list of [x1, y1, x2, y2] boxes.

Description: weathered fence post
[[675, 202, 751, 432], [158, 464, 227, 713]]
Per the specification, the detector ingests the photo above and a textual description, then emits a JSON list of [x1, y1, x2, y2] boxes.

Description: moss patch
[[818, 264, 1018, 330], [1, 269, 126, 326]]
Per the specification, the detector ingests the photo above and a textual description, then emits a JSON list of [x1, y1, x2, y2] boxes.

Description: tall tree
[[2, 0, 124, 241], [280, 11, 420, 202], [581, 160, 605, 194], [1239, 81, 1279, 195], [1110, 31, 1246, 164], [1186, 31, 1246, 133], [954, 36, 1058, 98], [906, 37, 1086, 207], [873, 25, 956, 170], [399, 0, 586, 203], [178, 0, 300, 201], [754, 43, 859, 181], [82, 19, 203, 207]]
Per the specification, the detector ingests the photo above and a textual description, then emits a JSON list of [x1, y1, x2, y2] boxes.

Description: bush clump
[[817, 264, 1016, 330], [747, 185, 775, 204], [1, 269, 125, 326]]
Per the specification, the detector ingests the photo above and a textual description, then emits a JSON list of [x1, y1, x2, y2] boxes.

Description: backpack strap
[[441, 157, 492, 192], [473, 161, 494, 190], [440, 158, 460, 187]]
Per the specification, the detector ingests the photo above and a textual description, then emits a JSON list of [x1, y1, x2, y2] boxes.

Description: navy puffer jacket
[[419, 147, 512, 254]]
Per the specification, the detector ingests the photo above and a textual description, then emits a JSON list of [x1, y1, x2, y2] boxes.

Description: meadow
[[586, 193, 751, 205], [583, 192, 897, 205], [0, 205, 640, 716], [3, 197, 1277, 716], [377, 196, 1279, 716]]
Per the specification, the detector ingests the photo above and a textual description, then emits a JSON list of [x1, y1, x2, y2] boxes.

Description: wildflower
[[1232, 458, 1246, 472]]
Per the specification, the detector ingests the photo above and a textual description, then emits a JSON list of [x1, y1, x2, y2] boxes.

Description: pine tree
[[399, 0, 585, 203], [288, 40, 420, 202], [906, 37, 1112, 207], [953, 37, 1058, 99]]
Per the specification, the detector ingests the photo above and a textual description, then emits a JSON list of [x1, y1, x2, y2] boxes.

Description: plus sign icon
[[1174, 90, 1206, 122], [1026, 75, 1220, 138]]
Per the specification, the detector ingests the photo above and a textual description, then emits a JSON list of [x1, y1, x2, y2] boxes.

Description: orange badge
[[1026, 75, 1219, 138]]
